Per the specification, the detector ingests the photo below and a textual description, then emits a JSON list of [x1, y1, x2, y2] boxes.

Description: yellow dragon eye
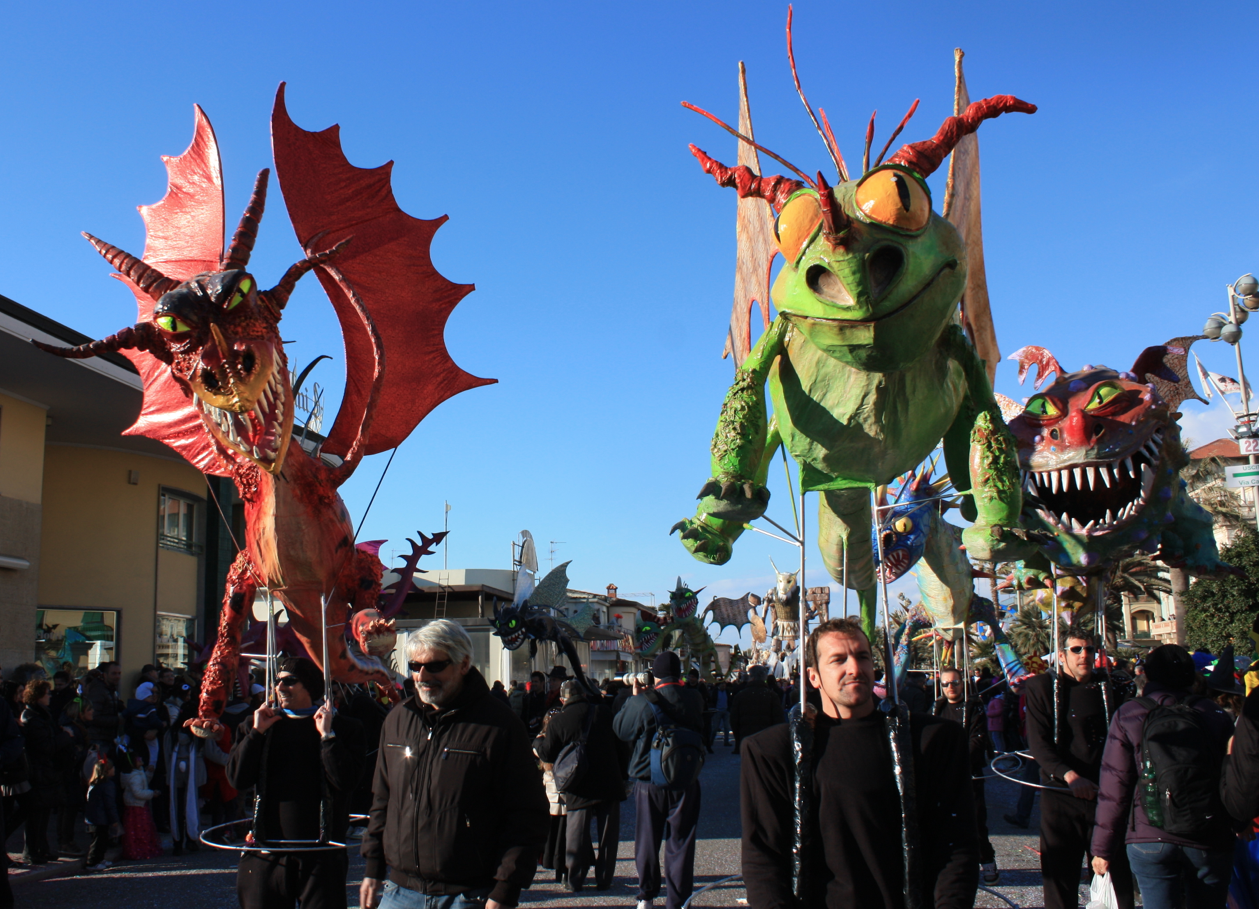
[[1025, 395, 1062, 418], [227, 276, 252, 310], [1086, 382, 1124, 411], [893, 517, 913, 534], [155, 315, 191, 333], [854, 167, 931, 232]]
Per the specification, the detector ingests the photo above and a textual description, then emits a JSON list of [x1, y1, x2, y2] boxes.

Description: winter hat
[[278, 657, 324, 701], [135, 682, 157, 701], [1208, 644, 1243, 695], [1144, 644, 1196, 691], [652, 651, 682, 682]]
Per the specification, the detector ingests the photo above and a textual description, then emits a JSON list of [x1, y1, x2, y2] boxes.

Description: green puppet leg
[[817, 487, 880, 640]]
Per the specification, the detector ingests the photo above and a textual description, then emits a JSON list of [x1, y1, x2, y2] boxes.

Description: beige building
[[0, 294, 207, 689]]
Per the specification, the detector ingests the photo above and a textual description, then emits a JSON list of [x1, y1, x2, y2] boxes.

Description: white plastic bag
[[1086, 871, 1119, 909]]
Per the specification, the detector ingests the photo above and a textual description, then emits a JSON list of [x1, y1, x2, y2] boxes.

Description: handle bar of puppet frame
[[199, 814, 370, 853]]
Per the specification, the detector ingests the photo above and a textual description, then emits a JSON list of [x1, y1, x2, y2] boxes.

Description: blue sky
[[3, 2, 1257, 650]]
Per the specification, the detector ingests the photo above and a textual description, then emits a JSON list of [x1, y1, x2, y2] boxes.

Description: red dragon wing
[[270, 84, 496, 458], [117, 106, 230, 476]]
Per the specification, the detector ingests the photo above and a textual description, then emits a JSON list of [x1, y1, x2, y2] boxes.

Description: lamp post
[[1201, 273, 1259, 533]]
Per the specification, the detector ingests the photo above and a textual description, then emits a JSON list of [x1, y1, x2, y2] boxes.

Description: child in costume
[[121, 750, 161, 859]]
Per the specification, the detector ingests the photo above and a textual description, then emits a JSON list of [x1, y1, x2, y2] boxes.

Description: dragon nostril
[[1092, 423, 1104, 438], [201, 368, 221, 392], [806, 265, 854, 306]]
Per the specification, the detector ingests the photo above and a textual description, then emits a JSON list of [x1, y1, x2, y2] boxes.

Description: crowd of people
[[5, 619, 1259, 909]]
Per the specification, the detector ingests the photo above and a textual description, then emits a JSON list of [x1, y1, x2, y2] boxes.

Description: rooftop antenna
[[549, 541, 565, 573]]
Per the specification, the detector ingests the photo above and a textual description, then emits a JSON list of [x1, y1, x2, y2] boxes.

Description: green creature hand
[[670, 514, 735, 564], [694, 476, 771, 522], [996, 563, 1053, 590], [961, 408, 1037, 562]]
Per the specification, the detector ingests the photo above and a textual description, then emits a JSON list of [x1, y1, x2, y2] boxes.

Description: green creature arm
[[939, 324, 996, 523], [672, 319, 788, 564]]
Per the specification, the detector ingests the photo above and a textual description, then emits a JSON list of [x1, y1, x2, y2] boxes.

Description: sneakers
[[84, 860, 113, 872], [637, 901, 654, 909], [1003, 813, 1029, 829], [981, 862, 999, 884]]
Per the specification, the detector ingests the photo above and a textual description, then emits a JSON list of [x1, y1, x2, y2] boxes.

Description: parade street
[[11, 744, 1098, 909]]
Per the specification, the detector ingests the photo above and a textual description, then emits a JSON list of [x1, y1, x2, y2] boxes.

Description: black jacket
[[1223, 685, 1259, 824], [361, 668, 547, 908], [931, 696, 988, 774], [21, 703, 74, 802], [729, 681, 786, 748], [1025, 670, 1120, 789], [741, 711, 978, 909], [613, 683, 705, 782], [534, 697, 625, 810], [226, 710, 365, 846]]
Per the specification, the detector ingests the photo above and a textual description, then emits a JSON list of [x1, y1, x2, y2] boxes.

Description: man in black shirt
[[1024, 627, 1133, 909], [932, 667, 997, 884], [228, 657, 365, 909], [741, 617, 978, 908]]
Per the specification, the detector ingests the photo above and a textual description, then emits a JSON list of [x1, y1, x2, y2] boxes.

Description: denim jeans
[[378, 880, 493, 909], [1125, 841, 1232, 909]]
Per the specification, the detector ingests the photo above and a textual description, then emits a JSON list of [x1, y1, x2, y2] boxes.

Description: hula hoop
[[978, 884, 1021, 908], [680, 874, 742, 908], [199, 814, 369, 853], [989, 752, 1071, 793]]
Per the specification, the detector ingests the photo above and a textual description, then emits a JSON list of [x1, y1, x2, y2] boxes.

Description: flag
[[1211, 371, 1249, 398], [1194, 354, 1214, 399]]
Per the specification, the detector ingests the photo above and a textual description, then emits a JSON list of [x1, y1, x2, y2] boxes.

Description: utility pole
[[444, 501, 450, 569]]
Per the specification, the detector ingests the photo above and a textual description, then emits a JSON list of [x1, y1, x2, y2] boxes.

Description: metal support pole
[[873, 489, 898, 705], [1228, 288, 1259, 534], [799, 490, 807, 717], [841, 540, 849, 620]]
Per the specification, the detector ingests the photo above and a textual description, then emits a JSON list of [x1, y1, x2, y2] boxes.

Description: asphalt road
[[10, 745, 1108, 908]]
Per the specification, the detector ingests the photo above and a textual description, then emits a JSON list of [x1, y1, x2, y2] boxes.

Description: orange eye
[[854, 167, 931, 232], [774, 191, 822, 263]]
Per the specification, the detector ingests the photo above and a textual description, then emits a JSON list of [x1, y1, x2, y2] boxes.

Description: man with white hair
[[360, 619, 548, 909]]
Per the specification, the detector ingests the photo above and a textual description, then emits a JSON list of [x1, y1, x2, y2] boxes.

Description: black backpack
[[552, 704, 597, 793], [1137, 696, 1225, 839], [645, 689, 705, 791]]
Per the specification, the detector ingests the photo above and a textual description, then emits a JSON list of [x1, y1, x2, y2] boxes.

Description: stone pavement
[[9, 743, 1114, 908]]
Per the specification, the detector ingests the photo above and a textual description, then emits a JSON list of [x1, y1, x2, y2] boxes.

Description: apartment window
[[159, 490, 202, 552], [155, 614, 196, 669]]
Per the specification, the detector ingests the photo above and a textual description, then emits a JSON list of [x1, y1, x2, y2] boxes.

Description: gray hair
[[559, 680, 586, 703], [406, 619, 472, 665]]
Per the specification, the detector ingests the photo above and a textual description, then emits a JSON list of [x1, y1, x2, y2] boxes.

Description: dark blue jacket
[[85, 778, 119, 827], [612, 682, 704, 781]]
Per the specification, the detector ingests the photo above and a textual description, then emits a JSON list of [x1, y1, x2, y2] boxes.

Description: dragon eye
[[854, 167, 931, 232], [1025, 395, 1062, 419], [893, 517, 913, 534], [508, 619, 516, 628], [775, 191, 823, 263], [154, 315, 191, 334], [1085, 382, 1124, 411], [226, 276, 252, 311]]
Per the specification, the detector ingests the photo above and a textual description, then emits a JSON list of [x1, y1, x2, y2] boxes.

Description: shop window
[[35, 609, 118, 676], [160, 490, 202, 552], [156, 614, 195, 669]]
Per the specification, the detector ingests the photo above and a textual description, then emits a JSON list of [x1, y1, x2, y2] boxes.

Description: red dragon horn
[[885, 95, 1036, 178], [1008, 345, 1064, 390], [32, 323, 170, 362], [82, 233, 180, 301], [221, 169, 270, 271], [688, 146, 805, 214], [263, 238, 351, 311]]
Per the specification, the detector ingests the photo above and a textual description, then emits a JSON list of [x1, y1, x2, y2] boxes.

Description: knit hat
[[1144, 644, 1195, 691], [652, 651, 681, 681], [278, 657, 324, 701], [135, 682, 156, 701]]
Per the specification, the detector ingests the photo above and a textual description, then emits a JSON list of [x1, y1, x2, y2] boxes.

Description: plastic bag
[[1087, 872, 1119, 909]]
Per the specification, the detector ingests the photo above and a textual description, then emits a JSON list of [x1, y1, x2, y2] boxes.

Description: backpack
[[645, 690, 705, 791], [1136, 695, 1225, 839], [552, 704, 596, 794]]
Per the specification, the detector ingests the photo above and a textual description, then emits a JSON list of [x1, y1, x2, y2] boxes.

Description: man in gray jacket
[[614, 651, 705, 909]]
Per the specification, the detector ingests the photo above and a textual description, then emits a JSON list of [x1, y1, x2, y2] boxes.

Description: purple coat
[[1090, 681, 1235, 860]]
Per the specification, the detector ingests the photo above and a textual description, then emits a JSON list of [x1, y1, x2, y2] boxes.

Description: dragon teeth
[[1123, 456, 1134, 477], [1141, 464, 1156, 496], [1105, 509, 1115, 524], [1082, 519, 1096, 533], [1085, 466, 1096, 490], [1049, 471, 1060, 494], [1073, 467, 1083, 490], [1100, 466, 1112, 488]]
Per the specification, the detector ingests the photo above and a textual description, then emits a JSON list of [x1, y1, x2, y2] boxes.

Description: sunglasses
[[408, 659, 453, 674], [1067, 646, 1097, 655], [276, 676, 301, 688], [941, 681, 962, 687]]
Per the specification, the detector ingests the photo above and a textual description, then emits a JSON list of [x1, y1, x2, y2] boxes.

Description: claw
[[670, 520, 687, 536], [743, 482, 755, 499], [694, 541, 710, 553], [681, 527, 702, 541], [720, 480, 736, 498], [698, 480, 721, 499], [757, 487, 771, 503]]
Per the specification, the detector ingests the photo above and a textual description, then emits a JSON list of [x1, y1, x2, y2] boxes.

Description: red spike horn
[[82, 233, 180, 301], [688, 146, 805, 214], [885, 95, 1036, 178], [32, 322, 170, 363], [262, 238, 351, 311], [222, 169, 270, 271]]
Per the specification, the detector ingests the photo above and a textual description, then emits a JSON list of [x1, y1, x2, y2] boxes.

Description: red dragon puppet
[[35, 86, 493, 735]]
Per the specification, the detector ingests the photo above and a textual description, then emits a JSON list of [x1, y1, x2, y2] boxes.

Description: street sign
[[1241, 437, 1259, 455], [1226, 464, 1259, 488]]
